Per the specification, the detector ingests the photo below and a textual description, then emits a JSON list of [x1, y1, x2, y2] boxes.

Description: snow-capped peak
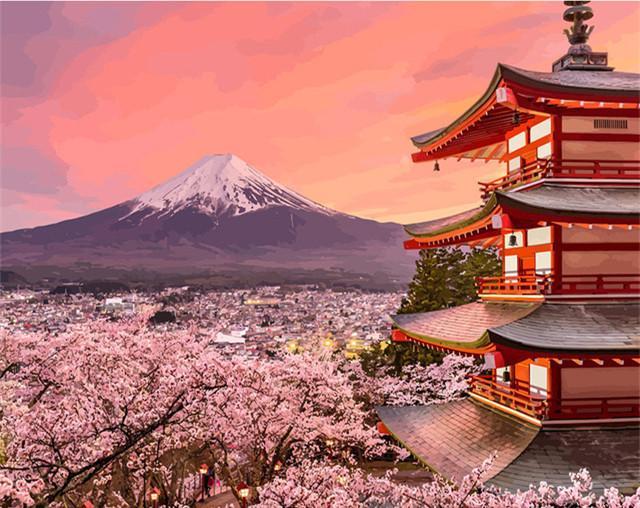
[[130, 154, 336, 217]]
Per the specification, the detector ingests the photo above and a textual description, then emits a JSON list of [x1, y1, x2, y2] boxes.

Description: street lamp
[[237, 481, 250, 508], [150, 487, 160, 508], [199, 463, 208, 502]]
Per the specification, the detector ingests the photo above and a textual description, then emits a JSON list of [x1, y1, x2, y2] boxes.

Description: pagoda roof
[[404, 184, 640, 248], [496, 184, 640, 221], [404, 204, 487, 236], [376, 399, 539, 484], [502, 64, 640, 95], [490, 426, 640, 494], [489, 303, 640, 353], [391, 302, 539, 351], [411, 63, 640, 161], [403, 194, 500, 248], [378, 399, 640, 493]]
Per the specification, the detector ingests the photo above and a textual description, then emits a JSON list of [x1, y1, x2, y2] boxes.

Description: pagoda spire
[[562, 1, 594, 46], [552, 0, 612, 72]]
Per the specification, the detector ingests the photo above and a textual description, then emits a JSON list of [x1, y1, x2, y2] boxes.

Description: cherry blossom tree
[[192, 351, 391, 504], [0, 316, 226, 507], [370, 353, 479, 406], [0, 321, 394, 506], [257, 457, 640, 508]]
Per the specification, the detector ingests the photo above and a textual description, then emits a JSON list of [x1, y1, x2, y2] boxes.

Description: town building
[[378, 2, 640, 492]]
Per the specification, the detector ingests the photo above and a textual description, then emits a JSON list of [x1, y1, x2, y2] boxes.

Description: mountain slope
[[1, 154, 415, 286]]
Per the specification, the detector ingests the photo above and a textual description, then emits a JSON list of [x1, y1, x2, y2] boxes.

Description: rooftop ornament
[[563, 0, 594, 46], [553, 1, 612, 72]]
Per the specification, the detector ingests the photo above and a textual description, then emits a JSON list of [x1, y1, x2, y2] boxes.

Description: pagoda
[[378, 2, 640, 493]]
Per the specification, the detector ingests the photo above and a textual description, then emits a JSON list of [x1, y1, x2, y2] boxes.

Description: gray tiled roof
[[378, 399, 640, 494], [411, 64, 640, 149], [404, 206, 484, 236], [502, 64, 640, 93], [489, 303, 640, 352], [497, 184, 640, 218], [411, 127, 446, 145], [377, 399, 539, 483], [490, 427, 640, 494], [392, 302, 539, 348]]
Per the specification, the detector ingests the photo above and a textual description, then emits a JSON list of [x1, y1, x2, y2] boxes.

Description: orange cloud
[[2, 2, 639, 231]]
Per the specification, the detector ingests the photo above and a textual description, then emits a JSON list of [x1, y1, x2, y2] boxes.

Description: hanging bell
[[508, 233, 518, 247], [433, 160, 440, 172], [512, 110, 521, 125]]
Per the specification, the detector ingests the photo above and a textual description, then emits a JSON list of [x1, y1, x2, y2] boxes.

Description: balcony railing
[[479, 160, 550, 200], [469, 375, 547, 420], [549, 159, 640, 180], [479, 159, 640, 200], [476, 275, 550, 297], [476, 274, 640, 298], [553, 274, 640, 295]]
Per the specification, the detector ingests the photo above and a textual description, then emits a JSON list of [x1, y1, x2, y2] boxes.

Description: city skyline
[[2, 1, 639, 232]]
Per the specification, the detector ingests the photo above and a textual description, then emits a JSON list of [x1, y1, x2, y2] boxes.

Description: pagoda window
[[504, 255, 519, 278], [527, 226, 551, 246], [529, 364, 548, 399], [508, 131, 527, 153], [536, 141, 552, 160], [534, 251, 552, 275], [529, 118, 552, 142]]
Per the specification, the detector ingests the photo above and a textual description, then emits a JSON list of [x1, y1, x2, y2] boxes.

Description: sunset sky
[[2, 1, 639, 232]]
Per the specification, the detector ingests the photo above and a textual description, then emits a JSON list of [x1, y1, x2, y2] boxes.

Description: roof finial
[[552, 1, 611, 72], [563, 1, 594, 46]]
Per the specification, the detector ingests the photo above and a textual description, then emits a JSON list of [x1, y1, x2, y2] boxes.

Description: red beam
[[412, 151, 429, 163], [561, 243, 640, 251], [403, 238, 423, 250]]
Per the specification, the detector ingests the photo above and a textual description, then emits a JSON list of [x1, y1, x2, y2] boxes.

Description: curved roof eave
[[404, 193, 498, 238], [394, 325, 493, 351], [411, 63, 640, 150], [411, 64, 504, 149]]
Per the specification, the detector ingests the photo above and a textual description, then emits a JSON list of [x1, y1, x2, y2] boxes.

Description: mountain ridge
[[1, 154, 415, 286]]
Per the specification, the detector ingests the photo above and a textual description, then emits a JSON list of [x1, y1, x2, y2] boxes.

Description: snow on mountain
[[129, 154, 336, 218], [1, 153, 415, 285]]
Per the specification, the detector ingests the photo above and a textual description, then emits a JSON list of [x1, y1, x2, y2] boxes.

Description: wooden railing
[[479, 159, 550, 200], [479, 159, 640, 200], [552, 274, 640, 295], [549, 159, 640, 180], [548, 396, 640, 420], [475, 275, 549, 297], [476, 274, 640, 298], [469, 375, 547, 419]]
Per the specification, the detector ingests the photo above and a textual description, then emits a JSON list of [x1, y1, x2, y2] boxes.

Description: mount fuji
[[1, 155, 415, 287]]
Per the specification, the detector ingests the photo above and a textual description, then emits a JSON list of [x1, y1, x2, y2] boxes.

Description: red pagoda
[[378, 1, 640, 492]]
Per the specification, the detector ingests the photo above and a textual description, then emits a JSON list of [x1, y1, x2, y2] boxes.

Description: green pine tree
[[360, 247, 500, 376], [398, 247, 500, 314]]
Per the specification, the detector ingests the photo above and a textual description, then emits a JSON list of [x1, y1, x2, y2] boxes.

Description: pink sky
[[2, 2, 639, 232]]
